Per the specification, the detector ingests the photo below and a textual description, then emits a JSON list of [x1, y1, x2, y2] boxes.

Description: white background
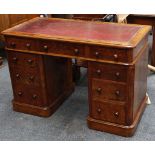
[[0, 0, 155, 13], [0, 0, 154, 154]]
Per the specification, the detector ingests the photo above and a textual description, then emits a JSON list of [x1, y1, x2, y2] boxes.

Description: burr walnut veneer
[[2, 17, 151, 136]]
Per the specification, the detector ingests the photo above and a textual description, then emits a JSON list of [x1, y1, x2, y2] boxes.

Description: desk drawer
[[87, 46, 130, 63], [6, 37, 39, 52], [91, 79, 127, 102], [91, 101, 126, 125], [89, 62, 127, 82], [7, 51, 39, 69], [40, 40, 85, 57], [11, 68, 41, 87], [14, 85, 44, 106]]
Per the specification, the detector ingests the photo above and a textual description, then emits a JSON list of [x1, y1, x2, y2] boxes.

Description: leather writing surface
[[9, 18, 143, 43]]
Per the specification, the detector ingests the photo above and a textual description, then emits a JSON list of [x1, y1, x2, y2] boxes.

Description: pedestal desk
[[2, 17, 151, 136]]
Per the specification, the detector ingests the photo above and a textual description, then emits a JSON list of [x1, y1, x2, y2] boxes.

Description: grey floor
[[0, 60, 155, 141]]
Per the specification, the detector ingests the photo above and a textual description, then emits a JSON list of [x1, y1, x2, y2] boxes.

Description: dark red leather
[[13, 18, 142, 43]]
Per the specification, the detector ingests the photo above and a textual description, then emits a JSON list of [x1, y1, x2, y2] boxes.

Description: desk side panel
[[133, 43, 149, 119]]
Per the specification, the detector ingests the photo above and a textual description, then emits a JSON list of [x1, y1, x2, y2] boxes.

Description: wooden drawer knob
[[115, 72, 120, 77], [12, 57, 18, 63], [18, 91, 23, 96], [97, 108, 101, 113], [26, 43, 31, 49], [10, 42, 16, 48], [29, 76, 35, 81], [96, 69, 101, 75], [115, 90, 120, 96], [74, 48, 79, 55], [114, 54, 118, 59], [96, 87, 102, 93], [114, 112, 119, 117], [32, 94, 37, 99], [43, 45, 48, 51], [16, 73, 20, 78], [27, 59, 33, 64], [95, 52, 100, 57]]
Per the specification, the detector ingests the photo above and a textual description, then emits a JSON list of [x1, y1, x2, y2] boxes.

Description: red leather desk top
[[2, 17, 151, 48]]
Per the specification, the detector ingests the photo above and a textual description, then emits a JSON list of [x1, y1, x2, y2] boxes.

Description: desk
[[127, 14, 155, 66], [2, 17, 151, 136]]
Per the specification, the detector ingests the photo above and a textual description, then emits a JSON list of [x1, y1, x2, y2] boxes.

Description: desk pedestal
[[7, 51, 74, 117], [87, 44, 148, 136]]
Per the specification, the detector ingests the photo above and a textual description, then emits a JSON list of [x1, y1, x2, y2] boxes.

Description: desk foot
[[13, 83, 75, 117], [87, 96, 147, 137]]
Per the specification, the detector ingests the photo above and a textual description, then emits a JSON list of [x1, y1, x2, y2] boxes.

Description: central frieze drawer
[[40, 40, 85, 57]]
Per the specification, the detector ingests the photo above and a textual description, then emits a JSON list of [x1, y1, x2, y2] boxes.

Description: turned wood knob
[[114, 112, 119, 117], [29, 76, 35, 81], [16, 73, 20, 78], [96, 87, 102, 93], [26, 43, 31, 49], [115, 90, 120, 96], [27, 59, 33, 64], [97, 108, 101, 113], [95, 52, 100, 57], [18, 91, 23, 96], [32, 94, 37, 99], [13, 57, 18, 62], [114, 54, 118, 59], [115, 72, 120, 78], [43, 45, 48, 51], [10, 42, 16, 48], [74, 48, 79, 55], [96, 69, 101, 75]]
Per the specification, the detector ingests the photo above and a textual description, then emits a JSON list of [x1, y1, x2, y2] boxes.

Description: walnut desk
[[2, 17, 151, 136]]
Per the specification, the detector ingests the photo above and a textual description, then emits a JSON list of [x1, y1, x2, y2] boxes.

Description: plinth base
[[13, 84, 74, 117]]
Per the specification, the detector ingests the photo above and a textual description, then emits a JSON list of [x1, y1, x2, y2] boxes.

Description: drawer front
[[92, 79, 127, 102], [11, 68, 41, 87], [91, 101, 126, 124], [89, 62, 127, 82], [87, 46, 130, 63], [7, 51, 39, 69], [14, 85, 43, 106], [27, 88, 44, 106], [6, 37, 39, 52], [40, 40, 85, 57]]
